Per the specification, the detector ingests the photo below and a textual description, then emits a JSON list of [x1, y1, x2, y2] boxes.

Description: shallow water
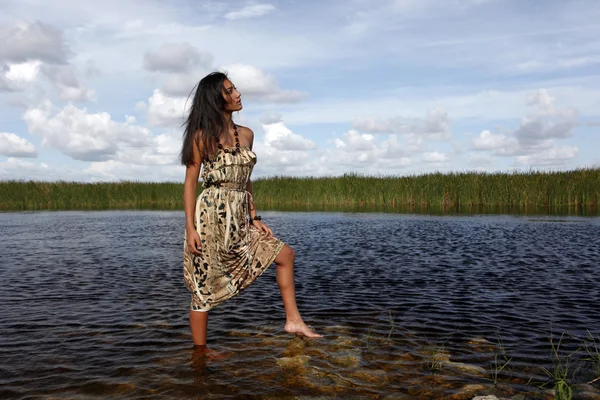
[[1, 211, 599, 399]]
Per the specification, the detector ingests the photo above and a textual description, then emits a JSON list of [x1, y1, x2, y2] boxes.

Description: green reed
[[252, 168, 600, 209], [1, 167, 599, 211], [0, 181, 188, 210]]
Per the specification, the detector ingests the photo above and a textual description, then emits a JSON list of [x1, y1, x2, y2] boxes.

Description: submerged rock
[[276, 355, 310, 369], [572, 383, 600, 400], [382, 393, 419, 399], [329, 349, 362, 368], [348, 368, 388, 385], [467, 337, 496, 352], [443, 361, 487, 377]]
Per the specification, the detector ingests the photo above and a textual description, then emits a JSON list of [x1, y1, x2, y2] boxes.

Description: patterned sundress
[[183, 146, 285, 311]]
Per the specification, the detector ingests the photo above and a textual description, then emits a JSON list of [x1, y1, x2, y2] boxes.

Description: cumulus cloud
[[225, 64, 306, 103], [0, 157, 49, 180], [517, 146, 579, 167], [352, 107, 451, 139], [422, 151, 448, 164], [21, 101, 183, 171], [143, 42, 213, 74], [473, 130, 519, 155], [41, 65, 95, 102], [0, 20, 69, 64], [262, 121, 317, 151], [0, 132, 38, 158], [471, 89, 580, 167], [0, 61, 41, 92], [142, 43, 213, 96], [247, 119, 317, 176], [143, 89, 188, 128], [326, 130, 412, 170], [515, 89, 579, 144], [334, 129, 375, 151], [162, 72, 205, 97], [114, 130, 182, 166], [23, 102, 153, 162], [225, 4, 276, 20], [0, 21, 93, 100]]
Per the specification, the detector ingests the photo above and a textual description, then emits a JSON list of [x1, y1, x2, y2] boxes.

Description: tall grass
[[0, 181, 188, 210], [1, 167, 598, 211], [253, 168, 600, 209]]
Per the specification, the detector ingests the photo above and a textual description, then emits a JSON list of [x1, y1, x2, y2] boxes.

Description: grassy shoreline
[[1, 168, 599, 212]]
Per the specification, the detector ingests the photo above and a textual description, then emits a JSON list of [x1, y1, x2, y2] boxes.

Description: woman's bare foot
[[285, 320, 323, 338], [192, 345, 226, 361]]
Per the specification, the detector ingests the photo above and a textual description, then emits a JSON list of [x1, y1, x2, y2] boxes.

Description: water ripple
[[1, 211, 599, 399]]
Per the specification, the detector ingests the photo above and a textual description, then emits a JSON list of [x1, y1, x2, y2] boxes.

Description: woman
[[181, 71, 321, 346]]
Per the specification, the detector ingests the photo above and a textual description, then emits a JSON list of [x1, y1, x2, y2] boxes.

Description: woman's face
[[222, 79, 242, 112]]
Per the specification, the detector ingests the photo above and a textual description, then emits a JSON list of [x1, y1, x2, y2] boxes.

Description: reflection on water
[[0, 211, 599, 399]]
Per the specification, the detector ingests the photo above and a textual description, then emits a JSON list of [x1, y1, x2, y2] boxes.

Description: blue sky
[[1, 0, 599, 181]]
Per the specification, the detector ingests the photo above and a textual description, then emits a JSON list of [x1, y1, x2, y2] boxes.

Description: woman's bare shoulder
[[235, 124, 254, 147]]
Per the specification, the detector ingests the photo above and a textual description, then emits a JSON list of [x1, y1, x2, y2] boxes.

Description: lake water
[[1, 211, 599, 399]]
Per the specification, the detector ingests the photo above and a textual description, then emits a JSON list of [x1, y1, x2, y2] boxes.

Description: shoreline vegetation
[[1, 168, 599, 213]]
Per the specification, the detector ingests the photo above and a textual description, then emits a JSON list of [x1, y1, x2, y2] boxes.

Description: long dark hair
[[180, 71, 229, 166]]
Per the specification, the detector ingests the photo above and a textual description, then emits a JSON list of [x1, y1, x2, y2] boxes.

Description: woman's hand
[[252, 220, 273, 238], [187, 228, 202, 255]]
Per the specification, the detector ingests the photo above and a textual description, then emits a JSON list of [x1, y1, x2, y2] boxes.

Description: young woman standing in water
[[181, 72, 322, 346]]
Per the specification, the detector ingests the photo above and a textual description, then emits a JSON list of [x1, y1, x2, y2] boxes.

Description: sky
[[1, 0, 599, 182]]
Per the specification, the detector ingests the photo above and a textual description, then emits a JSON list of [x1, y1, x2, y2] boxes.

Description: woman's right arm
[[184, 134, 204, 254]]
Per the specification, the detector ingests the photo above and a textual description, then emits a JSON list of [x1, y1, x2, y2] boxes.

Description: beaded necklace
[[216, 124, 241, 156]]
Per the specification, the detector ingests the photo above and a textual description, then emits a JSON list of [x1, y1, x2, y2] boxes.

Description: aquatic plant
[[1, 167, 599, 211], [420, 333, 453, 373], [540, 332, 582, 400], [387, 310, 395, 339], [583, 330, 600, 383], [252, 167, 600, 209], [489, 335, 512, 387]]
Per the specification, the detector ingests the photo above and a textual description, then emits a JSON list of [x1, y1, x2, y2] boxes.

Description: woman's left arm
[[244, 126, 272, 237]]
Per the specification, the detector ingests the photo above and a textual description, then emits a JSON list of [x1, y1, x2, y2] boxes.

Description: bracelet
[[251, 215, 262, 221]]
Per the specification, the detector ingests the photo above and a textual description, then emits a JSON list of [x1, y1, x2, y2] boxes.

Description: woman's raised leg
[[274, 244, 322, 338]]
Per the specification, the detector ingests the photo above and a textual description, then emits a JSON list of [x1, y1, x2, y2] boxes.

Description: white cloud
[[224, 64, 306, 103], [334, 129, 375, 151], [262, 121, 316, 151], [144, 89, 188, 128], [314, 130, 413, 174], [0, 61, 41, 91], [471, 89, 581, 167], [225, 4, 276, 20], [0, 157, 85, 181], [114, 130, 181, 166], [422, 151, 448, 163], [23, 102, 153, 162], [517, 145, 579, 167], [0, 132, 37, 158], [515, 89, 579, 144], [473, 130, 519, 155], [42, 65, 95, 102], [143, 42, 213, 74], [352, 108, 452, 139], [0, 20, 69, 64], [162, 71, 206, 97]]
